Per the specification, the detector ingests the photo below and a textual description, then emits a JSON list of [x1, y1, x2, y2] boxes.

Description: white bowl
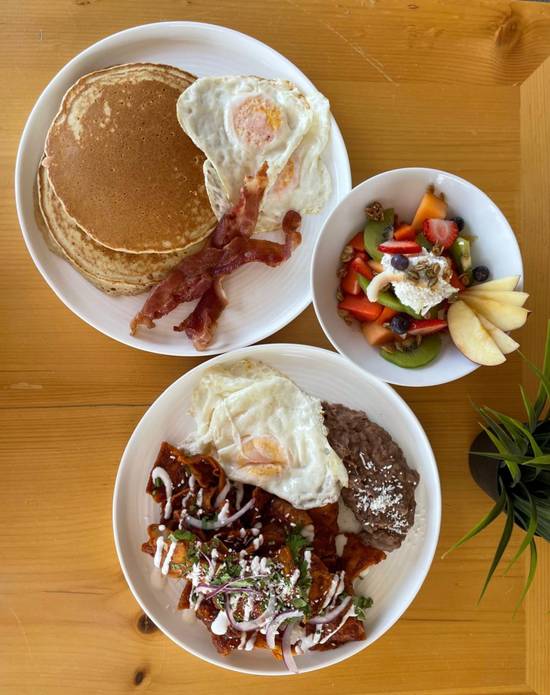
[[113, 343, 441, 675], [311, 168, 524, 387], [14, 22, 351, 356]]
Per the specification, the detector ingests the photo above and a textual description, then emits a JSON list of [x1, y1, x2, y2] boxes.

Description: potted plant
[[445, 320, 550, 611]]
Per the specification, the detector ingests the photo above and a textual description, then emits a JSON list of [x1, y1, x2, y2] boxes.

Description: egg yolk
[[238, 435, 287, 476], [233, 96, 282, 148], [272, 156, 297, 194]]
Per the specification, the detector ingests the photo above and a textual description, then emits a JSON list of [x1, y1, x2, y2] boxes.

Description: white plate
[[311, 168, 524, 387], [113, 343, 441, 675], [15, 22, 351, 356]]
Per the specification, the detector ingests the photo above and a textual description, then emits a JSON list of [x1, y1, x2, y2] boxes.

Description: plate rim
[[310, 166, 525, 387], [14, 21, 352, 356], [112, 342, 442, 676]]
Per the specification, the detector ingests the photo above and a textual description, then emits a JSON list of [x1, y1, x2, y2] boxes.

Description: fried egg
[[185, 359, 348, 510], [177, 76, 312, 209], [203, 91, 332, 232]]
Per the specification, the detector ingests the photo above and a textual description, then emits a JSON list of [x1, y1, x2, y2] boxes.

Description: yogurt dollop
[[378, 250, 457, 316]]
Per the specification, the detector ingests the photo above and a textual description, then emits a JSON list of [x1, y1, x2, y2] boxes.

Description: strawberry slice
[[377, 239, 422, 254], [422, 218, 458, 249], [408, 318, 448, 336]]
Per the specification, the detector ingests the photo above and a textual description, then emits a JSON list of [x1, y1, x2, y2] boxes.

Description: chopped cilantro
[[154, 477, 163, 489], [186, 543, 200, 564], [170, 562, 187, 571], [213, 594, 225, 611], [169, 529, 196, 542], [217, 559, 241, 583], [286, 528, 313, 617], [353, 595, 373, 620], [293, 596, 308, 610], [286, 528, 310, 563]]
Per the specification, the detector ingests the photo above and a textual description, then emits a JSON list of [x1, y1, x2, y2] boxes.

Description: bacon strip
[[130, 164, 269, 335], [211, 209, 301, 277], [130, 164, 302, 349], [174, 278, 228, 350], [210, 162, 269, 248], [130, 248, 219, 333], [175, 210, 302, 350]]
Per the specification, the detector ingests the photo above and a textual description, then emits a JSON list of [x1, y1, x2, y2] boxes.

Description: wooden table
[[2, 1, 550, 693]]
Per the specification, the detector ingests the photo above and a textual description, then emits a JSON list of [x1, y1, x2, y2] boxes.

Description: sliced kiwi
[[358, 276, 422, 319], [380, 334, 442, 368], [450, 237, 472, 273], [415, 232, 433, 251], [363, 208, 394, 262]]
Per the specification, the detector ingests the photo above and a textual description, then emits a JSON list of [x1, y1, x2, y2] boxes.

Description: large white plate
[[113, 344, 441, 675], [15, 22, 351, 356]]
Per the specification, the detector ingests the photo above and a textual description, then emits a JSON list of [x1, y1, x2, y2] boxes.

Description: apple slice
[[448, 300, 505, 366], [463, 290, 529, 307], [468, 276, 519, 292], [461, 295, 529, 331], [477, 315, 520, 354]]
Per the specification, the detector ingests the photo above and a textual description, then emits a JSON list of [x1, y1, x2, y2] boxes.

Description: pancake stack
[[37, 63, 216, 295]]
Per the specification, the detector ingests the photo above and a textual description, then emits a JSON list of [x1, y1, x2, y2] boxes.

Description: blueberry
[[391, 254, 409, 271], [473, 265, 490, 283], [452, 216, 465, 232], [390, 314, 411, 335]]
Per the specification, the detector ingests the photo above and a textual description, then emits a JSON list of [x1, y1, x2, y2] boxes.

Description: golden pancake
[[34, 174, 143, 296], [36, 164, 202, 295], [44, 63, 216, 254]]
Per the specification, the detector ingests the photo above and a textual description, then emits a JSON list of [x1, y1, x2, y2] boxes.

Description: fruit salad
[[336, 188, 528, 369]]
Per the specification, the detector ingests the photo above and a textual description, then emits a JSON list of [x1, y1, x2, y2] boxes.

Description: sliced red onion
[[183, 498, 254, 530], [199, 550, 215, 576], [265, 610, 303, 649], [214, 480, 231, 509], [226, 595, 276, 632], [282, 621, 299, 674], [309, 595, 352, 625]]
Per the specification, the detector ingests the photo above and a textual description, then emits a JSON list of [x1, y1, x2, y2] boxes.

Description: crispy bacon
[[130, 250, 218, 334], [210, 162, 269, 247], [174, 278, 228, 350], [174, 211, 300, 350], [130, 164, 302, 349]]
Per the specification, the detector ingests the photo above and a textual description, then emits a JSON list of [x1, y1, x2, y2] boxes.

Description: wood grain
[[521, 56, 550, 695], [1, 1, 549, 693]]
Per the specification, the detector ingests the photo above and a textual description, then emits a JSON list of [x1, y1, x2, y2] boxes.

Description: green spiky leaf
[[504, 484, 538, 573], [513, 539, 538, 616], [533, 319, 550, 419], [442, 490, 506, 559], [478, 490, 514, 603], [519, 385, 537, 433]]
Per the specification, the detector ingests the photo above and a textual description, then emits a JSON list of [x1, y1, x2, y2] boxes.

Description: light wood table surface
[[1, 1, 550, 693]]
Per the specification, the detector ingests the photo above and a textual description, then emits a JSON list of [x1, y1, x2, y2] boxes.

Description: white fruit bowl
[[311, 168, 524, 387]]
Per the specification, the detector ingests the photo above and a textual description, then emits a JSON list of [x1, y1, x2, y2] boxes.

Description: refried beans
[[322, 402, 419, 551]]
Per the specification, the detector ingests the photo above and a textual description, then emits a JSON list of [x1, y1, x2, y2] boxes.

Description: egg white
[[185, 360, 348, 510], [202, 90, 332, 232], [177, 76, 312, 207]]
